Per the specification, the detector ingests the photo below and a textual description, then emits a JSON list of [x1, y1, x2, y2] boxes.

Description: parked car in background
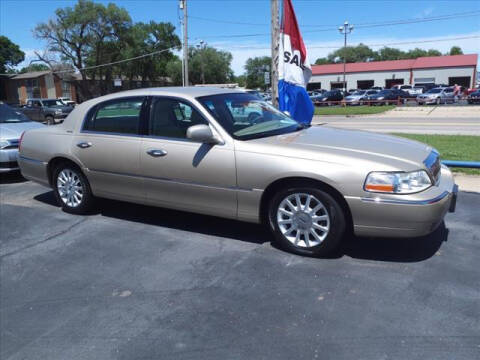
[[367, 89, 409, 105], [18, 87, 457, 257], [466, 86, 480, 95], [369, 86, 383, 91], [416, 87, 455, 105], [467, 90, 480, 104], [343, 90, 379, 105], [313, 90, 344, 105], [18, 98, 74, 125], [58, 97, 76, 107], [0, 102, 44, 173], [392, 84, 423, 96], [308, 90, 326, 99]]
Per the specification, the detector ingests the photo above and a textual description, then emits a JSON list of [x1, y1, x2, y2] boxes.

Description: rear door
[[72, 96, 146, 200], [139, 96, 237, 218], [23, 100, 41, 121]]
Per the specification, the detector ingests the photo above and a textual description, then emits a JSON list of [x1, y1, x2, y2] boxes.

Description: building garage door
[[330, 81, 346, 90], [357, 80, 374, 89], [307, 82, 321, 91], [448, 77, 471, 87], [385, 79, 404, 89]]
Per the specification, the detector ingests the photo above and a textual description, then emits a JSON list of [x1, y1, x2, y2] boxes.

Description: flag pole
[[271, 0, 280, 107]]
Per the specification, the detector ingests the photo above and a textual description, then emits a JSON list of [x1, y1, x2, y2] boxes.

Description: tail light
[[18, 131, 25, 152]]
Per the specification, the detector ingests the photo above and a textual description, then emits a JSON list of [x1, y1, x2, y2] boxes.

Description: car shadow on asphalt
[[0, 171, 28, 184], [34, 190, 448, 262]]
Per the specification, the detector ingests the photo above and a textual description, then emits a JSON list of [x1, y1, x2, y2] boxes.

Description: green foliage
[[449, 46, 463, 56], [234, 74, 246, 87], [327, 43, 375, 63], [188, 46, 234, 85], [19, 63, 50, 73], [244, 56, 271, 90], [0, 36, 25, 73], [315, 45, 464, 64], [165, 58, 183, 86], [33, 0, 180, 97], [314, 105, 395, 115]]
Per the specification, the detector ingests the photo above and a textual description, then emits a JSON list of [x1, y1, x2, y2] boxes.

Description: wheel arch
[[259, 176, 353, 233], [47, 156, 83, 187]]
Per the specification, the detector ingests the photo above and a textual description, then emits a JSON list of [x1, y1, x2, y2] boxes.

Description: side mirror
[[186, 124, 221, 144]]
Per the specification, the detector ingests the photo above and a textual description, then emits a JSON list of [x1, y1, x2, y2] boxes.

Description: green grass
[[393, 134, 480, 175], [314, 105, 395, 116]]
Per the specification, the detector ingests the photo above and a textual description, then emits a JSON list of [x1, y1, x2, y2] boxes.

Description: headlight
[[377, 97, 384, 100], [0, 140, 10, 149], [364, 170, 432, 194], [55, 109, 62, 114]]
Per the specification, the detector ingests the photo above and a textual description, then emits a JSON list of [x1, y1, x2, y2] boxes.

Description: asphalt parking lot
[[1, 174, 479, 360]]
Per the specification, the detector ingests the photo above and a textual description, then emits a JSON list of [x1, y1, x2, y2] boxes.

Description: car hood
[[345, 95, 362, 100], [0, 121, 44, 140], [238, 126, 432, 170]]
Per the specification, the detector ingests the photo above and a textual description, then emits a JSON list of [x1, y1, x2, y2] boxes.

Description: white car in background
[[416, 87, 455, 105], [343, 90, 379, 105], [0, 102, 44, 172]]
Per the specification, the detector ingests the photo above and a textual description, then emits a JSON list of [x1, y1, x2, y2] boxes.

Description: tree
[[234, 74, 246, 87], [120, 21, 180, 83], [0, 36, 25, 73], [165, 57, 183, 85], [34, 0, 132, 98], [327, 43, 375, 63], [19, 63, 50, 73], [314, 58, 329, 65], [244, 56, 271, 89], [449, 46, 463, 55], [188, 46, 234, 85], [374, 47, 406, 61]]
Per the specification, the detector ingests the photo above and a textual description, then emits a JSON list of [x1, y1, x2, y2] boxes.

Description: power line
[[215, 35, 480, 51], [52, 46, 179, 74], [192, 11, 480, 39]]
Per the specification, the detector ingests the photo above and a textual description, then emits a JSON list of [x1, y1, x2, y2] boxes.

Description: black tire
[[268, 186, 346, 257], [46, 115, 55, 125], [53, 163, 94, 214], [435, 98, 440, 105]]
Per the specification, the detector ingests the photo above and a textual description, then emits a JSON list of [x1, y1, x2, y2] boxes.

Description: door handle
[[147, 149, 168, 157], [77, 142, 92, 149]]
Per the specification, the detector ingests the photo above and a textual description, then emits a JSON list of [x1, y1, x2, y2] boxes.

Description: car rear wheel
[[268, 187, 346, 256], [53, 164, 94, 214]]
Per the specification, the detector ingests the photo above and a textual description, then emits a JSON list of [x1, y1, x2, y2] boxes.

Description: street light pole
[[338, 21, 353, 91]]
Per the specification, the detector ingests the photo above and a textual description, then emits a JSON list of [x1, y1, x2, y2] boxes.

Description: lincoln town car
[[18, 87, 457, 256]]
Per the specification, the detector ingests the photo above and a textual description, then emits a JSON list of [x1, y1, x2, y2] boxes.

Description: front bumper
[[345, 166, 457, 238], [0, 148, 20, 173], [416, 97, 436, 104]]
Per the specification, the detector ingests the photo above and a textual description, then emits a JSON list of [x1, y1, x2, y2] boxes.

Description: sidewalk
[[453, 174, 479, 193], [378, 105, 480, 118]]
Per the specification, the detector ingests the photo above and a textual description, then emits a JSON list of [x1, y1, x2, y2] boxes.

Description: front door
[[140, 97, 237, 218], [72, 96, 146, 201], [23, 100, 41, 121]]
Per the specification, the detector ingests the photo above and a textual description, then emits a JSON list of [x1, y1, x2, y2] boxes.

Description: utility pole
[[338, 21, 353, 92], [271, 0, 279, 107], [180, 0, 188, 86]]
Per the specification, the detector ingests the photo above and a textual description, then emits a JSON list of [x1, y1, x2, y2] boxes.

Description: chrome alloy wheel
[[276, 193, 330, 248], [57, 169, 84, 207]]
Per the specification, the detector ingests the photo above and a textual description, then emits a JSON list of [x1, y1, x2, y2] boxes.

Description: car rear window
[[83, 97, 144, 135]]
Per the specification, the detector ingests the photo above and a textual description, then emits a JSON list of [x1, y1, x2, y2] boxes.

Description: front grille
[[424, 150, 441, 183], [0, 161, 18, 169]]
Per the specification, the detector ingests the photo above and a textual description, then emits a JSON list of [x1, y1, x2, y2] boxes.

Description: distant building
[[0, 71, 172, 104], [0, 71, 77, 105], [308, 54, 478, 91]]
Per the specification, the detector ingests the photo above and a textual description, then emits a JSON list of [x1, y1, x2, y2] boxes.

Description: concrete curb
[[453, 174, 479, 193]]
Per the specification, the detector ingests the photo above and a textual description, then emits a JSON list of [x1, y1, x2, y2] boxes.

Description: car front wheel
[[53, 164, 94, 214], [268, 187, 346, 256]]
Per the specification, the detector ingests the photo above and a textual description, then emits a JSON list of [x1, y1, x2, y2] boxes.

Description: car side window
[[149, 98, 208, 139], [33, 101, 41, 107], [84, 97, 144, 135]]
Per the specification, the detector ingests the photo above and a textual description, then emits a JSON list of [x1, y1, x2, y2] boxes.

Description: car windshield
[[324, 91, 339, 96], [198, 93, 303, 141], [0, 104, 31, 123], [42, 100, 65, 107], [426, 88, 442, 94]]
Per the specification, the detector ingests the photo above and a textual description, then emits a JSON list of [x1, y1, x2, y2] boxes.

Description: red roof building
[[309, 54, 478, 90]]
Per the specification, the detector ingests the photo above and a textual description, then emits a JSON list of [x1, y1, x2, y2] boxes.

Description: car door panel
[[141, 138, 237, 218], [139, 97, 237, 218], [72, 96, 146, 201]]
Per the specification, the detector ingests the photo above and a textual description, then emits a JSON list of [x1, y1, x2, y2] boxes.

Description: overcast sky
[[1, 0, 479, 74]]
